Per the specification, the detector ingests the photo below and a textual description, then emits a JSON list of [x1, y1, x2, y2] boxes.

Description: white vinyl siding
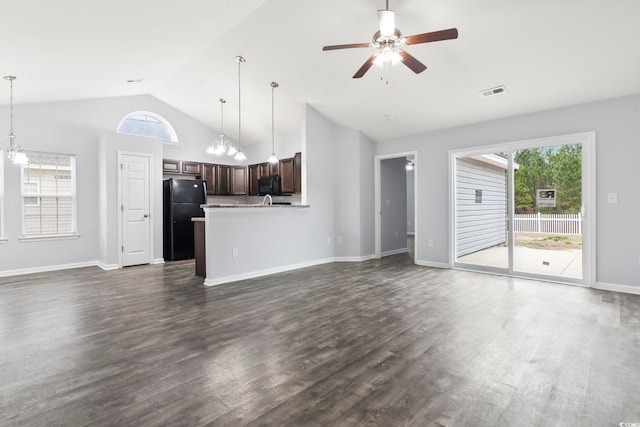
[[21, 152, 76, 237], [456, 157, 507, 257]]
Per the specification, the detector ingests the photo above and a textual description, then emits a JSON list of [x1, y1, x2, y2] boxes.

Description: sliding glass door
[[512, 144, 582, 280], [452, 133, 594, 285]]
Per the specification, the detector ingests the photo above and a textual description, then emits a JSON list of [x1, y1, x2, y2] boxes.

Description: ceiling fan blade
[[404, 28, 458, 45], [398, 50, 427, 74], [323, 42, 371, 51], [353, 55, 377, 79]]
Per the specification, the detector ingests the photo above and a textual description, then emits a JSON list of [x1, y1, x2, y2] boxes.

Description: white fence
[[513, 213, 582, 235]]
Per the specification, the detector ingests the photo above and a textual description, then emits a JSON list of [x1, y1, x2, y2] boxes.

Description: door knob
[[144, 214, 149, 218]]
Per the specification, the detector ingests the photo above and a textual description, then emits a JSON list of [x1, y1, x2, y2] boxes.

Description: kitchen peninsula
[[201, 203, 312, 286]]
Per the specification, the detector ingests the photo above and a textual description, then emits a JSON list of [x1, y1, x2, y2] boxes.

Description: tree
[[513, 144, 581, 214]]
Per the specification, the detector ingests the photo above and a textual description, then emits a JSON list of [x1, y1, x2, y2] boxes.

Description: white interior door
[[121, 154, 151, 266]]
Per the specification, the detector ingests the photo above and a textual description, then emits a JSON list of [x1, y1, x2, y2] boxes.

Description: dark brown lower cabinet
[[193, 219, 205, 277]]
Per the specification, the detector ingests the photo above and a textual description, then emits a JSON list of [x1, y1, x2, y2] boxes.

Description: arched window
[[117, 111, 178, 143]]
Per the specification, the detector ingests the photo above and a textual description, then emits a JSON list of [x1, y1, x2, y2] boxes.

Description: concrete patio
[[457, 246, 582, 279]]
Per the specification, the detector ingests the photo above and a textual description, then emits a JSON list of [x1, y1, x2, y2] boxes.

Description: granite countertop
[[202, 204, 310, 209]]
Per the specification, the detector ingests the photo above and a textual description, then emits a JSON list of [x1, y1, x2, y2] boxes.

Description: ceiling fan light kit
[[322, 0, 458, 79]]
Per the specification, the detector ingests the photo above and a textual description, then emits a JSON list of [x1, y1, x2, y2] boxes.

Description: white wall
[[359, 132, 375, 257], [0, 95, 217, 275], [203, 104, 377, 284], [380, 157, 407, 254], [407, 165, 415, 235], [99, 133, 164, 268], [243, 130, 302, 164], [376, 93, 640, 289]]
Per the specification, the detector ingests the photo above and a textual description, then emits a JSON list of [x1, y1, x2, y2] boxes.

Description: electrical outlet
[[336, 236, 342, 245], [607, 192, 618, 204], [232, 248, 239, 257], [385, 199, 390, 206], [395, 231, 399, 238], [326, 237, 331, 245], [427, 239, 434, 247]]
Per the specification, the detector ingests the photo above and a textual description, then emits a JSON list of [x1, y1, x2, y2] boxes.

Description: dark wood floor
[[1, 255, 639, 426]]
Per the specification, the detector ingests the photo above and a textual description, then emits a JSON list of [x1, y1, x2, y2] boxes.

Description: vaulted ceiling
[[1, 0, 639, 145]]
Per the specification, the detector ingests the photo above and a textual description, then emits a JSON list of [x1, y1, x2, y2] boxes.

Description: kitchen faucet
[[262, 194, 272, 206]]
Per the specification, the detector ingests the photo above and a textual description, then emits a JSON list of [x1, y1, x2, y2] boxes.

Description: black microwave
[[258, 175, 281, 196]]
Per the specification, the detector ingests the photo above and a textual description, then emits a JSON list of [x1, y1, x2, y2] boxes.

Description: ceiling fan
[[322, 0, 458, 79]]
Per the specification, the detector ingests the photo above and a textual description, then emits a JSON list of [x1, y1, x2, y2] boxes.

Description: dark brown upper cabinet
[[294, 152, 302, 194], [230, 166, 247, 195], [162, 159, 181, 174], [279, 157, 295, 194], [182, 161, 201, 175], [202, 163, 217, 195], [248, 164, 260, 196], [217, 165, 230, 195]]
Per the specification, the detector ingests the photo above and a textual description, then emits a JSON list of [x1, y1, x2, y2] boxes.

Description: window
[[21, 152, 77, 238], [117, 111, 178, 143]]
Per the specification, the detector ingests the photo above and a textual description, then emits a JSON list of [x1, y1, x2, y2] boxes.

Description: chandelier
[[3, 76, 28, 165], [206, 98, 237, 156]]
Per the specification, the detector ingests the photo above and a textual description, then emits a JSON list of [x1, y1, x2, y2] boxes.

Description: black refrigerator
[[163, 178, 207, 261]]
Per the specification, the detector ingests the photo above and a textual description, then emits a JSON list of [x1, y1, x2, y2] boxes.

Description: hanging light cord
[[237, 57, 243, 149], [271, 83, 275, 153], [9, 77, 14, 135], [219, 99, 225, 136]]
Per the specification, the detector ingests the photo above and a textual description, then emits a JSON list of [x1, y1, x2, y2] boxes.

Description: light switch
[[607, 192, 618, 204], [385, 199, 390, 206]]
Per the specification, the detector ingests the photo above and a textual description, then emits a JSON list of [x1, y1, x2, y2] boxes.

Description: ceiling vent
[[480, 85, 506, 97]]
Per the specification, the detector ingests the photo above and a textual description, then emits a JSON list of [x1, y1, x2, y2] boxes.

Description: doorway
[[118, 151, 153, 267], [375, 151, 418, 262], [450, 132, 595, 286]]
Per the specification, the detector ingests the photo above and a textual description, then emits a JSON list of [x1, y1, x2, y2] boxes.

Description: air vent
[[480, 85, 506, 97]]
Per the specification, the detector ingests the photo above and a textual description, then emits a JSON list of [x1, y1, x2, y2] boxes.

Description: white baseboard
[[594, 281, 640, 296], [381, 248, 408, 257], [334, 254, 375, 262], [152, 258, 165, 265], [96, 262, 119, 271], [204, 257, 336, 287], [415, 259, 451, 269], [0, 261, 100, 278]]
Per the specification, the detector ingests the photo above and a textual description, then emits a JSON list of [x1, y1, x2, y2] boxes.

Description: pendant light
[[267, 82, 279, 164], [206, 99, 236, 156], [3, 76, 28, 165], [233, 56, 247, 161]]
